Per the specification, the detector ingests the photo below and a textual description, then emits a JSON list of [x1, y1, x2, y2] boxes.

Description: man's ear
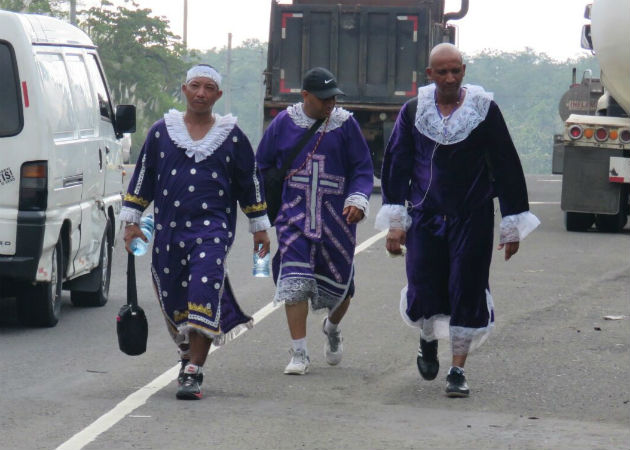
[[461, 63, 466, 76], [425, 67, 433, 81]]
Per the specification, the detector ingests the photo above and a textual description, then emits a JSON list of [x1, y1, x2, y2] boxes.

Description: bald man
[[376, 43, 539, 397]]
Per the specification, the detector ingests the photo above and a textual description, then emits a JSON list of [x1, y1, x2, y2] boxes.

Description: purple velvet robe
[[256, 106, 373, 310], [122, 115, 266, 343], [381, 92, 531, 354]]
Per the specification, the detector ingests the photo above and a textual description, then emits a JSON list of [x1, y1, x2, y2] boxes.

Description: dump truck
[[556, 0, 630, 232], [263, 0, 469, 177]]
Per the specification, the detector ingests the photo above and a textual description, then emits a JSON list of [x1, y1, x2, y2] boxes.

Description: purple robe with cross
[[256, 104, 373, 311]]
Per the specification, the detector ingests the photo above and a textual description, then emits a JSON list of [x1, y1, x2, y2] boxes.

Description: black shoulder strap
[[279, 117, 324, 174], [127, 253, 138, 307]]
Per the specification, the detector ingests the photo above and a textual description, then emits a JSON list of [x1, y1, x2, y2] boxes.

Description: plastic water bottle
[[252, 244, 270, 277], [130, 214, 154, 256]]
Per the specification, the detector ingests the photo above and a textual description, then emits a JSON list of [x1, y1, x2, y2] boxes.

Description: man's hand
[[343, 205, 364, 224], [386, 228, 406, 255], [497, 241, 519, 261], [253, 230, 271, 257], [123, 223, 146, 254]]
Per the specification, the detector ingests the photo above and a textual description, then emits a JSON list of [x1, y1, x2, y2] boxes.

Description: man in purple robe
[[121, 65, 271, 400], [376, 44, 539, 397], [256, 67, 373, 375]]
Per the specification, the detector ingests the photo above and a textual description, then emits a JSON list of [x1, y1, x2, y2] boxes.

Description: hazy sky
[[111, 0, 592, 61]]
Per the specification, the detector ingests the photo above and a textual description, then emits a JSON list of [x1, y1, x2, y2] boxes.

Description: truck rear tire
[[17, 240, 63, 327], [595, 189, 629, 232], [564, 212, 595, 232], [70, 220, 112, 307]]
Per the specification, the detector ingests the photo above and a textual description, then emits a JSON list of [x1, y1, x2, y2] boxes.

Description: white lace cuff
[[120, 206, 142, 224], [499, 211, 541, 244], [344, 193, 370, 222], [249, 215, 271, 233], [375, 204, 412, 231]]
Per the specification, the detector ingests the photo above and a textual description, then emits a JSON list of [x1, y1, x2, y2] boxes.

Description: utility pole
[[70, 0, 77, 25], [225, 32, 232, 114], [258, 47, 265, 141], [183, 0, 188, 49]]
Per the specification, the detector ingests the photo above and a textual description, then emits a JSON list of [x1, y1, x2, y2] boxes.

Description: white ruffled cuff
[[499, 211, 541, 244], [344, 193, 370, 222], [120, 206, 142, 224], [249, 215, 271, 233], [375, 204, 412, 231]]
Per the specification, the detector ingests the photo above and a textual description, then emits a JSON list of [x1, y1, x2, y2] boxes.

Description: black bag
[[116, 253, 148, 356], [263, 118, 324, 223]]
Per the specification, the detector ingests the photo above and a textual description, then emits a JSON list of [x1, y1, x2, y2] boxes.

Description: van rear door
[[0, 40, 24, 256]]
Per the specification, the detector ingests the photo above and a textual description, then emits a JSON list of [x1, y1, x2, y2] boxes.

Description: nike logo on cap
[[324, 79, 333, 84]]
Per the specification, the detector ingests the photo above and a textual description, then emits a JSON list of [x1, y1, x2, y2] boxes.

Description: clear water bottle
[[252, 244, 270, 277], [130, 214, 154, 256]]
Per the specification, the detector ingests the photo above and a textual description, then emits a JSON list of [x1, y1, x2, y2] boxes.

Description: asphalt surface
[[1, 174, 628, 450]]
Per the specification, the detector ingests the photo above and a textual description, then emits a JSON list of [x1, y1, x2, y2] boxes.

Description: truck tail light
[[620, 129, 630, 144], [568, 125, 583, 139], [583, 128, 594, 139], [609, 130, 618, 140], [19, 161, 48, 211], [595, 127, 608, 142]]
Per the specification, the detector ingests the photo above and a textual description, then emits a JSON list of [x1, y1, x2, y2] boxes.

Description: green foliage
[[464, 49, 599, 174], [79, 1, 193, 159], [0, 0, 65, 15]]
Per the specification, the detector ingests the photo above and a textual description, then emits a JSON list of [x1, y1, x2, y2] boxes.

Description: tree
[[0, 0, 66, 16], [80, 1, 194, 159], [464, 49, 599, 174]]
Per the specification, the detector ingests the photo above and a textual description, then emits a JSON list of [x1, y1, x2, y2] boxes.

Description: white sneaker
[[284, 349, 310, 375], [322, 317, 343, 366]]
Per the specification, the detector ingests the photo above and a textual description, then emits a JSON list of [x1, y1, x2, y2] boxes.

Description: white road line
[[530, 201, 560, 205], [56, 230, 388, 450]]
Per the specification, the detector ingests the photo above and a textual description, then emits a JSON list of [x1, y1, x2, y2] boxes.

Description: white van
[[0, 12, 136, 327]]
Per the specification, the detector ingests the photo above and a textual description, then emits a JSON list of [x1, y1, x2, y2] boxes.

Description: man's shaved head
[[428, 43, 463, 68]]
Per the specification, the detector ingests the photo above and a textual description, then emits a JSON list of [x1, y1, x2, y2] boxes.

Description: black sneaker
[[445, 366, 470, 398], [416, 338, 439, 380], [176, 367, 204, 400], [177, 359, 189, 386]]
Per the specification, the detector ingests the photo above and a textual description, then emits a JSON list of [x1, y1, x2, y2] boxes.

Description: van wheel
[[17, 240, 63, 327], [595, 212, 628, 233], [71, 221, 112, 307], [564, 212, 595, 232]]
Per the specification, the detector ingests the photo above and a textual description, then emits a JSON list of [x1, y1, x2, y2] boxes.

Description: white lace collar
[[414, 84, 493, 145], [164, 109, 237, 163], [287, 103, 352, 132]]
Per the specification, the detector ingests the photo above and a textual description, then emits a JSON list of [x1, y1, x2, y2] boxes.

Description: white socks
[[291, 338, 307, 354], [324, 317, 339, 334]]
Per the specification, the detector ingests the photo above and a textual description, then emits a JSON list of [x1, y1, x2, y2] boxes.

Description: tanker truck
[[557, 0, 630, 232], [263, 0, 468, 177]]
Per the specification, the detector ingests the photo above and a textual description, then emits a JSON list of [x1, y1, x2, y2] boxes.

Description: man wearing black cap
[[256, 67, 373, 375]]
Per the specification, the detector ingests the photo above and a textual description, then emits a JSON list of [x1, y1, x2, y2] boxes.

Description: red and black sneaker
[[176, 365, 203, 400]]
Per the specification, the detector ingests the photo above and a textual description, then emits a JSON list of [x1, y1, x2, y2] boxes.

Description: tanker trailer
[[559, 0, 630, 232]]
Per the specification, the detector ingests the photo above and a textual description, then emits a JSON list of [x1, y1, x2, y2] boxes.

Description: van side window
[[66, 54, 96, 137], [35, 52, 75, 139], [0, 41, 23, 137], [85, 54, 113, 121]]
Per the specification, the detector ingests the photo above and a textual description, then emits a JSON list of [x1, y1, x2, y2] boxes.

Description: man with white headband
[[121, 64, 271, 400]]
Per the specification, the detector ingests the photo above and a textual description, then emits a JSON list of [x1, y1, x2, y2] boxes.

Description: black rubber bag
[[263, 168, 285, 223], [116, 253, 148, 355]]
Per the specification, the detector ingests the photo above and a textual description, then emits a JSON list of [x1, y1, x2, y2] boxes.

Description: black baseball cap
[[302, 67, 344, 99]]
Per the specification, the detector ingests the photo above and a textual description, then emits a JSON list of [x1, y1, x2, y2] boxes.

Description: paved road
[[1, 175, 628, 450]]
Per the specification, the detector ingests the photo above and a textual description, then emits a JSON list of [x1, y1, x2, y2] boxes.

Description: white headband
[[186, 66, 222, 88]]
